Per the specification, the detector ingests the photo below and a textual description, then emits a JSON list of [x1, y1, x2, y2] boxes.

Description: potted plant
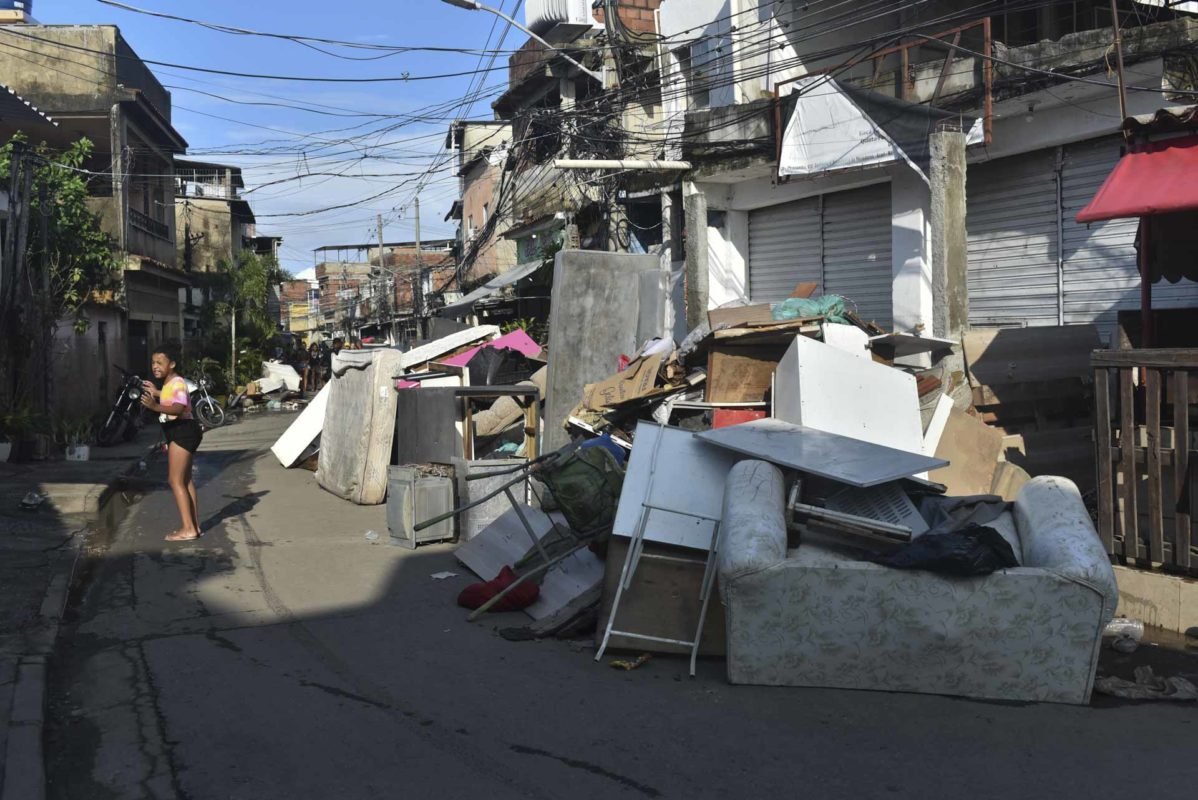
[[1, 408, 36, 462], [57, 416, 94, 462]]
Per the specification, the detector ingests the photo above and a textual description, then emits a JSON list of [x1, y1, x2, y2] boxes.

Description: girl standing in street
[[141, 344, 203, 542]]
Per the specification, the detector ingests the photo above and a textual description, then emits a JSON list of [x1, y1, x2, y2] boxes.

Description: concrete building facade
[[658, 0, 1198, 339], [0, 23, 189, 374]]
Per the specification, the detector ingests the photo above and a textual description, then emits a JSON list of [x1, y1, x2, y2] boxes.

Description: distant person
[[292, 344, 309, 397], [306, 343, 321, 392], [140, 343, 202, 542]]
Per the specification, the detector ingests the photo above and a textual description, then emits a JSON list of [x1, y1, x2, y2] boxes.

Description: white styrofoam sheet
[[454, 504, 598, 620], [774, 335, 923, 455], [270, 384, 330, 467], [695, 419, 946, 488], [400, 326, 499, 371], [612, 423, 742, 551], [455, 505, 557, 582]]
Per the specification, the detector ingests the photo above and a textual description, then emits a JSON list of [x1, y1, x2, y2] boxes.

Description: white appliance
[[525, 0, 595, 40]]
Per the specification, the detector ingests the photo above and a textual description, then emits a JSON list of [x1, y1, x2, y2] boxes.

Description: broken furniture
[[317, 348, 404, 505], [1092, 348, 1197, 575], [695, 418, 945, 487], [271, 383, 330, 467], [597, 423, 741, 675], [459, 386, 540, 460], [718, 462, 1118, 704], [387, 466, 455, 550], [428, 444, 623, 619]]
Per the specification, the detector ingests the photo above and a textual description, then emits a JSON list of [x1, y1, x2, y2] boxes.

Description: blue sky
[[33, 0, 522, 277]]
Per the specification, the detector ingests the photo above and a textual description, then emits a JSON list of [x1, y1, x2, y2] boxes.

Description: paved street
[[45, 413, 1196, 800]]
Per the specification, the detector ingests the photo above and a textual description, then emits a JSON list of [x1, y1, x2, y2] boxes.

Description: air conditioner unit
[[525, 0, 595, 42]]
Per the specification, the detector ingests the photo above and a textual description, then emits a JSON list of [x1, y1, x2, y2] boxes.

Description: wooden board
[[705, 343, 788, 404], [928, 408, 1004, 496], [708, 304, 774, 330], [597, 538, 726, 656], [963, 326, 1101, 388]]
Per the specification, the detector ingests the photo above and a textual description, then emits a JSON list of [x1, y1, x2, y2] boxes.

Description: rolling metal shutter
[[1062, 137, 1198, 330], [747, 197, 821, 303], [967, 150, 1060, 327], [822, 184, 893, 329], [747, 184, 893, 328]]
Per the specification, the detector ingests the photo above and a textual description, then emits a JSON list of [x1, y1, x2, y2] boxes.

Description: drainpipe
[[1055, 146, 1064, 326]]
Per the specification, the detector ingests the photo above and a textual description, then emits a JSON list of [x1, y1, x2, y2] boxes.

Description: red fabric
[[712, 409, 768, 429], [1076, 135, 1198, 223], [457, 566, 540, 612]]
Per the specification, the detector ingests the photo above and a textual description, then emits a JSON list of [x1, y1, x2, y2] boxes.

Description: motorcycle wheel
[[195, 397, 226, 428], [96, 413, 126, 447]]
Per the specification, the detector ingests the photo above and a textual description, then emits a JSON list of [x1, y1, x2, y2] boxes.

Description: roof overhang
[[1076, 134, 1198, 222]]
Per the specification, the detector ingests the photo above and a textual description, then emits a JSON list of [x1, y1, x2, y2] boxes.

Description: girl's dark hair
[[152, 341, 182, 365]]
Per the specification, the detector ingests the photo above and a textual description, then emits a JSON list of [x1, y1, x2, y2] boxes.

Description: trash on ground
[[1094, 666, 1198, 702], [430, 572, 458, 581], [610, 654, 652, 671]]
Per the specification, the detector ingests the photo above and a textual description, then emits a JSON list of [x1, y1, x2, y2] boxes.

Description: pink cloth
[[396, 330, 541, 390]]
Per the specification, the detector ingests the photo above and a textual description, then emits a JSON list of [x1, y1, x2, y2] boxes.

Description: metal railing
[[130, 208, 170, 239], [1093, 349, 1197, 575]]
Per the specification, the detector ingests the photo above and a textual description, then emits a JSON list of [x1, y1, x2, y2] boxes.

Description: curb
[[1, 658, 46, 800], [0, 445, 153, 800]]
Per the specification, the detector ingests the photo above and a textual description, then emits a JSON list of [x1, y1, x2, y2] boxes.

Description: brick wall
[[593, 0, 663, 35]]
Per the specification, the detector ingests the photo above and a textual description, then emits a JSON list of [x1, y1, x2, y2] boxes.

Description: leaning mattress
[[316, 349, 403, 505]]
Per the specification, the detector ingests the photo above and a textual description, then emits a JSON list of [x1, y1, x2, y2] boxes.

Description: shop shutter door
[[747, 197, 822, 303], [823, 183, 893, 329], [1062, 137, 1198, 331], [967, 151, 1060, 327]]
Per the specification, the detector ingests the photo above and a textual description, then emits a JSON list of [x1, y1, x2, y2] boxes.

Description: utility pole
[[1109, 0, 1128, 121], [377, 213, 386, 333], [414, 197, 424, 336]]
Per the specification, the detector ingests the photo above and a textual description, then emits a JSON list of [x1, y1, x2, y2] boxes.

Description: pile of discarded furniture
[[270, 252, 1118, 705]]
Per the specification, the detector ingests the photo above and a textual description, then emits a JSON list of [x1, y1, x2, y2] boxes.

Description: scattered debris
[[1094, 667, 1198, 702], [430, 571, 458, 581], [610, 654, 652, 671], [364, 530, 380, 542]]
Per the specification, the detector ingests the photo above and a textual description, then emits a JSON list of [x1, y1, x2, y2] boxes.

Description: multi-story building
[[0, 21, 189, 403], [312, 239, 455, 339], [444, 119, 516, 286], [662, 0, 1198, 336]]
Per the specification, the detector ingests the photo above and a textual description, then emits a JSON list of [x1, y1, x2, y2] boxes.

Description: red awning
[[1076, 134, 1198, 223]]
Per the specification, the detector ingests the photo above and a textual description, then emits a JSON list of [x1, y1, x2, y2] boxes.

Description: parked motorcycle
[[188, 375, 226, 428], [96, 364, 148, 446]]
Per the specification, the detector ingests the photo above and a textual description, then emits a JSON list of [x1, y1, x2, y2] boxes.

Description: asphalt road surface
[[45, 413, 1196, 799]]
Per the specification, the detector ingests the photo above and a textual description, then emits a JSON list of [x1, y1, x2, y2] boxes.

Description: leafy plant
[[53, 415, 94, 447]]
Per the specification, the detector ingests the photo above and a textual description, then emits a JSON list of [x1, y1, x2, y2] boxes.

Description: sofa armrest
[[718, 460, 788, 582], [1015, 476, 1119, 619]]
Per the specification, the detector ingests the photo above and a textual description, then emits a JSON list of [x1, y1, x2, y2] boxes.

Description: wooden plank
[[1175, 372, 1191, 570], [790, 281, 818, 299], [1146, 369, 1164, 565], [1094, 368, 1115, 554], [963, 325, 1101, 388], [929, 408, 1003, 496], [1119, 369, 1139, 563], [707, 303, 774, 330], [1091, 348, 1198, 370], [705, 343, 788, 404]]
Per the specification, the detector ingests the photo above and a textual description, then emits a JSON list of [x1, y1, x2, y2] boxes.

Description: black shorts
[[163, 418, 203, 453]]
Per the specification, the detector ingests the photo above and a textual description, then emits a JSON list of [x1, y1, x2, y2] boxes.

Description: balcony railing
[[130, 208, 170, 240]]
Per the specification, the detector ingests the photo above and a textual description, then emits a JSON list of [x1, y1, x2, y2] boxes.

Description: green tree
[[211, 249, 285, 385], [0, 136, 120, 410]]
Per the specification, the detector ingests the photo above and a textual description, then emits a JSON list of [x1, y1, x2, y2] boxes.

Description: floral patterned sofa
[[717, 461, 1118, 704]]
